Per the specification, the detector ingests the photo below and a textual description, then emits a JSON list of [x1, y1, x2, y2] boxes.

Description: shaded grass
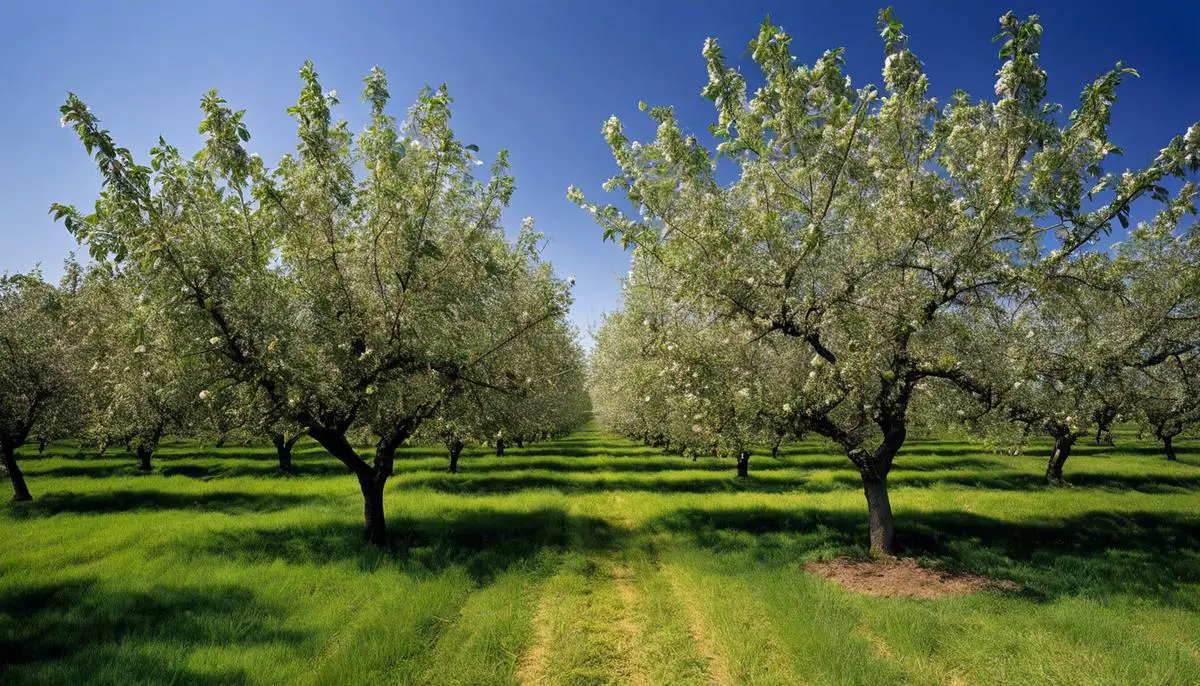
[[2, 427, 1199, 684]]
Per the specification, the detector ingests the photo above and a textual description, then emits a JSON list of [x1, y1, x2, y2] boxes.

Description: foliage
[[0, 269, 82, 499], [577, 10, 1200, 553], [55, 62, 583, 542]]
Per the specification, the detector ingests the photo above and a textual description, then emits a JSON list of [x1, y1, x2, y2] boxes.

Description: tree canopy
[[578, 10, 1200, 554]]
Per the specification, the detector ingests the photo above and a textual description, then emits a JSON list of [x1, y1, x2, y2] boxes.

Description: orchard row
[[582, 11, 1200, 554], [1, 64, 589, 544]]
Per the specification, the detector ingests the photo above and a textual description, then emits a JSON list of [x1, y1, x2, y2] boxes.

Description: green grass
[[3, 427, 1199, 685]]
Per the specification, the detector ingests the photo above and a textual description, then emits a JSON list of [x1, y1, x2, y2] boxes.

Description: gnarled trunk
[[1157, 420, 1183, 461], [736, 451, 750, 478], [358, 473, 387, 546], [863, 475, 895, 556], [847, 426, 903, 557], [136, 443, 154, 471], [448, 438, 464, 474], [515, 436, 524, 449], [307, 426, 394, 546], [271, 432, 297, 471], [1044, 434, 1075, 485], [3, 443, 32, 501], [495, 438, 505, 457]]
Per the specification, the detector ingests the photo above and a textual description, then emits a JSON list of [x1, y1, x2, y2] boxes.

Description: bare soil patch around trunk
[[806, 557, 1022, 599]]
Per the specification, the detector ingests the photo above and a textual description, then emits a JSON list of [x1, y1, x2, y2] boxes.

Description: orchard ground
[[3, 426, 1199, 685]]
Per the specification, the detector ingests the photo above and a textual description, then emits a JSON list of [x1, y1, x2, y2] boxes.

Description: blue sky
[[2, 1, 1197, 343]]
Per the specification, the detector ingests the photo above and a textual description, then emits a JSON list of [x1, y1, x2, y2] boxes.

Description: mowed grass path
[[3, 427, 1200, 685]]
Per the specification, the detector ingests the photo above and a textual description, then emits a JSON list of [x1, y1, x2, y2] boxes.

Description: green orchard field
[[3, 426, 1199, 685]]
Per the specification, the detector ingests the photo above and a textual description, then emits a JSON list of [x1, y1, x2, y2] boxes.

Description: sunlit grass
[[3, 426, 1199, 684]]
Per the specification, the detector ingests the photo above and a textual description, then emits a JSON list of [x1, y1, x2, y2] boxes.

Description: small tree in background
[[0, 271, 81, 500], [75, 268, 206, 470]]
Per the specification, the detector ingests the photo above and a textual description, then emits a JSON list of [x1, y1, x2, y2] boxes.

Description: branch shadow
[[4, 490, 323, 519], [857, 471, 1200, 493], [396, 468, 1200, 496], [396, 473, 829, 495], [189, 507, 624, 584], [0, 579, 308, 685], [424, 457, 797, 475], [649, 506, 1200, 607]]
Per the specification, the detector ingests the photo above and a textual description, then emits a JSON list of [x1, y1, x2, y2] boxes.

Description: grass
[[2, 426, 1199, 685]]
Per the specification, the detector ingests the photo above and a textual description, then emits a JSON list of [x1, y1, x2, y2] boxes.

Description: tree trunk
[[136, 443, 154, 471], [307, 426, 393, 547], [495, 438, 505, 457], [736, 451, 750, 478], [3, 444, 32, 501], [37, 438, 48, 454], [862, 475, 896, 556], [515, 436, 524, 449], [448, 439, 464, 474], [1044, 434, 1075, 485], [358, 474, 387, 546], [1164, 435, 1178, 461], [271, 433, 295, 471]]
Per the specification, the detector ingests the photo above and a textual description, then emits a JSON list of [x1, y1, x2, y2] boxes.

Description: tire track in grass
[[857, 617, 973, 686], [515, 584, 555, 685], [515, 553, 650, 685], [608, 554, 650, 686], [423, 565, 547, 685], [661, 564, 734, 686], [604, 498, 649, 685]]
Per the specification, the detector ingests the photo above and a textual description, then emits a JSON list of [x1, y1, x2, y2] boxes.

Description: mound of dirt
[[805, 557, 1022, 599]]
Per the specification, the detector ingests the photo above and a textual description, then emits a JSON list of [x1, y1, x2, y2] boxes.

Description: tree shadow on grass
[[397, 473, 829, 495], [191, 508, 623, 584], [503, 445, 669, 459], [867, 470, 1200, 493], [901, 509, 1200, 606], [395, 468, 1200, 496], [431, 457, 797, 475], [1068, 443, 1200, 458], [650, 506, 1200, 606], [3, 490, 324, 519], [892, 446, 1000, 457], [0, 579, 308, 685], [157, 461, 351, 479]]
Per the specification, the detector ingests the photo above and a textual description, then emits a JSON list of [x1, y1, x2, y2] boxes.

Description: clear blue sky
[[2, 1, 1197, 343]]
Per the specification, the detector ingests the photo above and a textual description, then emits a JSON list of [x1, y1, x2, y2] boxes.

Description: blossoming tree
[[0, 271, 81, 500], [575, 11, 1199, 553], [75, 268, 208, 470], [56, 63, 575, 544]]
